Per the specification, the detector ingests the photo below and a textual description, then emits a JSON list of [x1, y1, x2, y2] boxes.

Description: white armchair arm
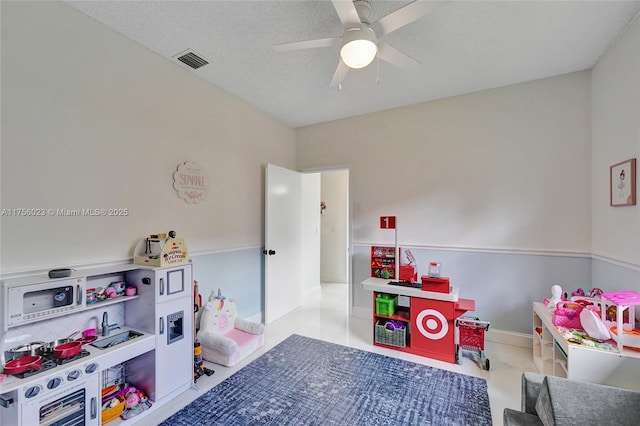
[[234, 317, 265, 335], [197, 330, 238, 355]]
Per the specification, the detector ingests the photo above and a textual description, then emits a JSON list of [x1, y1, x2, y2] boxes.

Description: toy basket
[[456, 317, 490, 370], [101, 396, 125, 424], [459, 322, 486, 351], [375, 320, 406, 348], [552, 301, 584, 329]]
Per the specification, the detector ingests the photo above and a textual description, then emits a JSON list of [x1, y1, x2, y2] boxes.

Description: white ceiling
[[65, 0, 640, 128]]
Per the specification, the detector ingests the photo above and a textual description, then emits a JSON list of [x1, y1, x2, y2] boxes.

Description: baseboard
[[486, 329, 532, 348], [253, 287, 320, 325], [321, 275, 347, 283], [350, 306, 532, 349]]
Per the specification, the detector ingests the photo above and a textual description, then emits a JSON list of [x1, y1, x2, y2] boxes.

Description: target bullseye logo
[[416, 309, 448, 340]]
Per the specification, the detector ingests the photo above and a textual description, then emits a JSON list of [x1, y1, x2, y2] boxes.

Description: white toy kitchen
[[0, 262, 193, 426]]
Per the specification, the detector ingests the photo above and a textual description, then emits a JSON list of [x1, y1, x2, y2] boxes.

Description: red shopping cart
[[456, 316, 490, 370]]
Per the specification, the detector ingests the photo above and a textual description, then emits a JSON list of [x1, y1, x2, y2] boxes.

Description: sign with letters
[[173, 161, 209, 204]]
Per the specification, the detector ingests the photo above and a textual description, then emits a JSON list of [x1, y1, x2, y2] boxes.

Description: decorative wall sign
[[173, 161, 209, 204], [610, 158, 636, 207]]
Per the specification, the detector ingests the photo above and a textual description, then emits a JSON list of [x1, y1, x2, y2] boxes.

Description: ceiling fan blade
[[330, 60, 350, 88], [372, 0, 446, 37], [273, 37, 340, 52], [332, 0, 361, 29], [378, 43, 421, 71]]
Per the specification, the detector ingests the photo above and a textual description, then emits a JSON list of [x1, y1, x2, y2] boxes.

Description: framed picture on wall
[[610, 158, 636, 207]]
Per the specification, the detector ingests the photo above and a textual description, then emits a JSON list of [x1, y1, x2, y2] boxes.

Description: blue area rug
[[160, 334, 492, 425]]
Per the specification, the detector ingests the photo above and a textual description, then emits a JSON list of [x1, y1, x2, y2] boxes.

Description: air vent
[[174, 50, 209, 70]]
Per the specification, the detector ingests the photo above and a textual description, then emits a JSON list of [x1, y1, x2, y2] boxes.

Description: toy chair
[[197, 290, 265, 367]]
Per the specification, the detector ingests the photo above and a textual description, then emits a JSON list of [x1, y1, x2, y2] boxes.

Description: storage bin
[[375, 294, 397, 316], [375, 320, 406, 348], [101, 396, 125, 424]]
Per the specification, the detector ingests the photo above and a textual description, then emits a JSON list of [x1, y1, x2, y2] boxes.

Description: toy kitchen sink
[[91, 330, 144, 350]]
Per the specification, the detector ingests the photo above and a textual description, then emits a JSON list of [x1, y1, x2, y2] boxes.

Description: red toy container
[[421, 276, 450, 293], [399, 265, 417, 283], [456, 317, 490, 370], [459, 322, 486, 351]]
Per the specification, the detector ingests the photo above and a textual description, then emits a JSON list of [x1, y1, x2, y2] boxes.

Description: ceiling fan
[[273, 0, 445, 88]]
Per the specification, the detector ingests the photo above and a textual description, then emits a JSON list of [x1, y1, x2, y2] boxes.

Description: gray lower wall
[[592, 258, 640, 293], [353, 244, 639, 334], [191, 248, 264, 321], [189, 246, 639, 335]]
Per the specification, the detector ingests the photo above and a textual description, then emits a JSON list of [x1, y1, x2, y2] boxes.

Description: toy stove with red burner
[[6, 350, 90, 379], [0, 348, 101, 426], [9, 359, 56, 380], [54, 349, 90, 366]]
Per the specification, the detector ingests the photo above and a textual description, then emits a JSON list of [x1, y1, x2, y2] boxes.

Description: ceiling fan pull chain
[[376, 52, 380, 85]]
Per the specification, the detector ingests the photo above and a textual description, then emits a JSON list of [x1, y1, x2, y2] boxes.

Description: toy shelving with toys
[[370, 246, 396, 279], [370, 246, 418, 282], [563, 291, 640, 352], [532, 302, 640, 390]]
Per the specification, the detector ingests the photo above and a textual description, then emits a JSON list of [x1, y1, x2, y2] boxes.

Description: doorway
[[264, 165, 350, 324], [319, 169, 350, 285]]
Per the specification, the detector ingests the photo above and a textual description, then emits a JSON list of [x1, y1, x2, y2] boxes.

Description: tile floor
[[143, 283, 537, 425]]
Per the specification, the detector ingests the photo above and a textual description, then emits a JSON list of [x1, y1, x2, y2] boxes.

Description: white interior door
[[265, 164, 303, 324]]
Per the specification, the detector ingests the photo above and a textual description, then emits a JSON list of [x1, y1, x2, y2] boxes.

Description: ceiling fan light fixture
[[340, 26, 378, 69]]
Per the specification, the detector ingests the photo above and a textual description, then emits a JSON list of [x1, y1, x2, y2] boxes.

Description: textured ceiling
[[65, 1, 640, 128]]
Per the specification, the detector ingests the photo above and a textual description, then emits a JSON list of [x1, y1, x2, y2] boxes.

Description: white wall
[[297, 72, 592, 254], [320, 170, 349, 283], [591, 15, 640, 267], [0, 1, 295, 274], [297, 71, 596, 323]]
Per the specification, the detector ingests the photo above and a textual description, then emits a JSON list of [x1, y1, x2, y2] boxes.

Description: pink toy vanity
[[601, 291, 640, 352]]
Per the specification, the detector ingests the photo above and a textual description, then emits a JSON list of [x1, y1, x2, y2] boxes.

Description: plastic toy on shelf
[[600, 291, 640, 353], [133, 230, 189, 267]]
